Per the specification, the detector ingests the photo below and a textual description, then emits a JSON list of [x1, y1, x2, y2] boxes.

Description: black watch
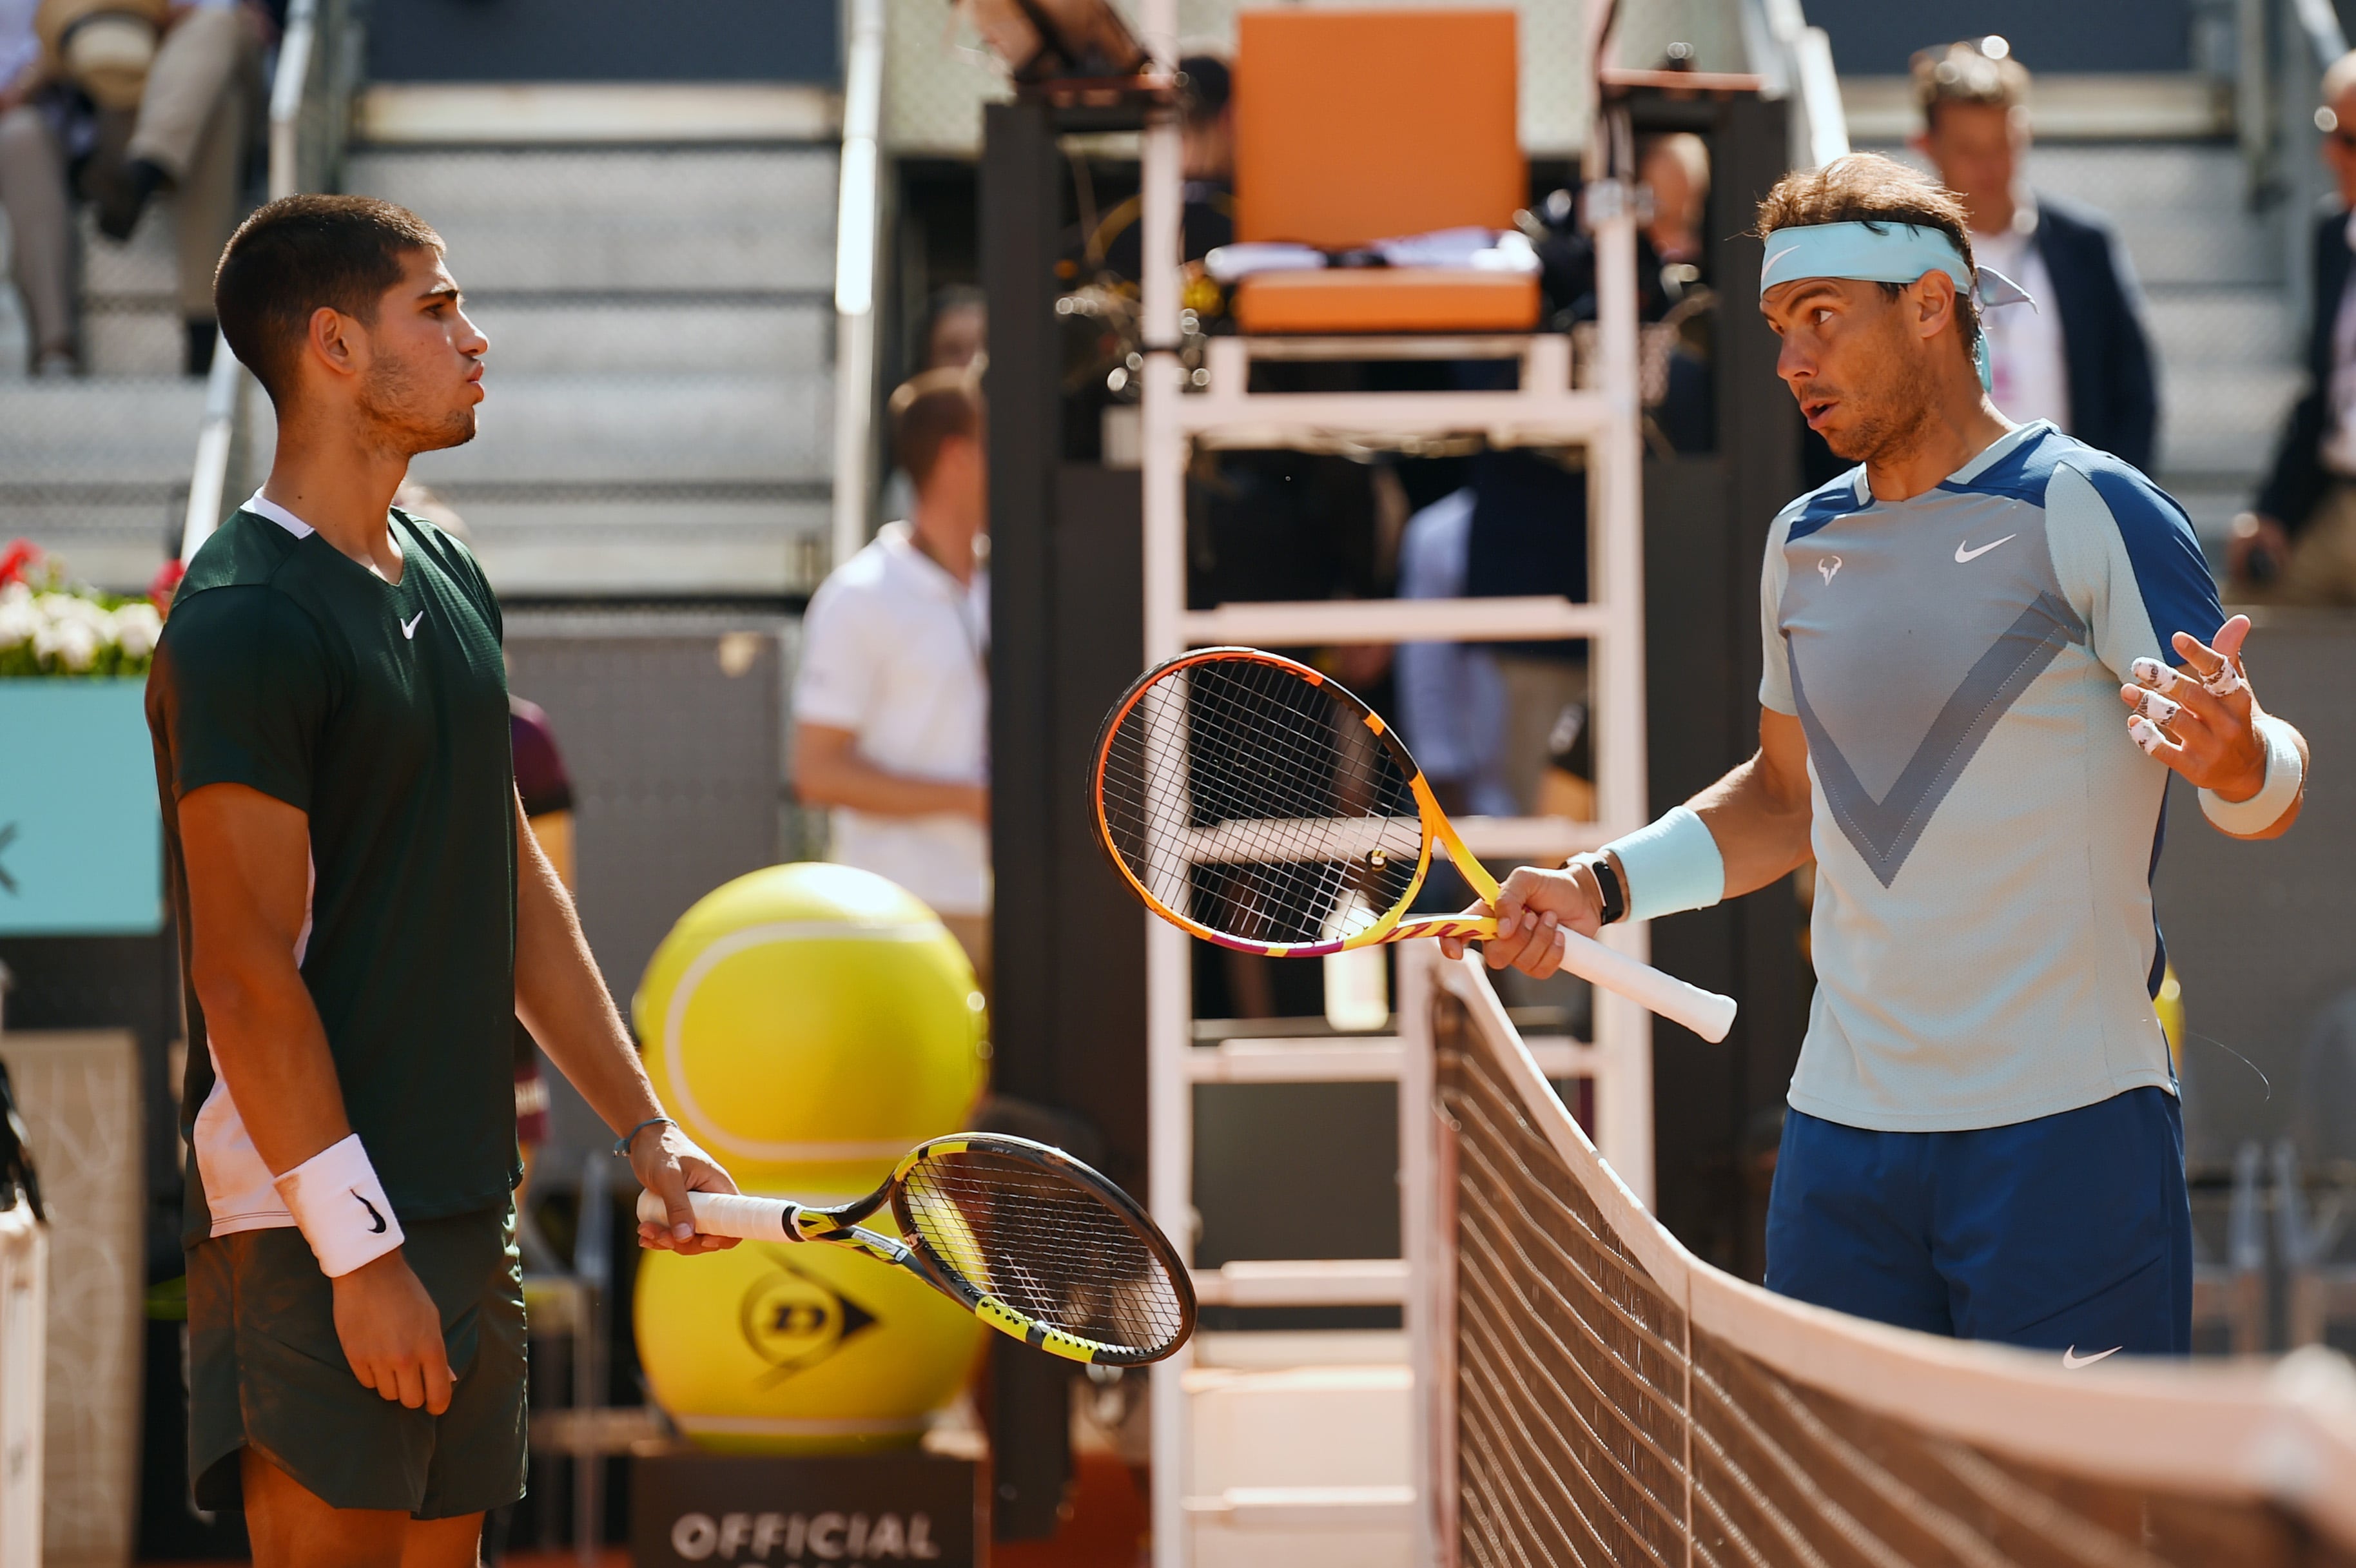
[[1572, 852, 1626, 926]]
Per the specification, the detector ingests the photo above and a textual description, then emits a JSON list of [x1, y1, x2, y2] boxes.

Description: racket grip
[[635, 1189, 797, 1243], [1552, 925, 1738, 1043]]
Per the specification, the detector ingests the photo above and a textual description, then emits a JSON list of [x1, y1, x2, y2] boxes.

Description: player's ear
[[306, 305, 364, 381], [1913, 272, 1956, 343]]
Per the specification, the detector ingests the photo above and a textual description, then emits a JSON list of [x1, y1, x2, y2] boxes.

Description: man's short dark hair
[[1180, 54, 1230, 126], [1911, 37, 2030, 131], [1753, 153, 1982, 367], [890, 369, 983, 487], [213, 195, 444, 402]]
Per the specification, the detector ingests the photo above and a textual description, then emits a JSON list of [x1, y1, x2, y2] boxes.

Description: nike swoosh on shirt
[[2061, 1344, 2121, 1370], [400, 611, 425, 640], [1954, 534, 2018, 563]]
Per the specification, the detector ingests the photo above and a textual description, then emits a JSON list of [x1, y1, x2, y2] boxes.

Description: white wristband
[[1604, 805, 1726, 924], [273, 1134, 404, 1277], [2199, 714, 2303, 835]]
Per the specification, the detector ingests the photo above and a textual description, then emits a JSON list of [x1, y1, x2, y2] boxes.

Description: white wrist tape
[[1604, 805, 1726, 924], [2199, 715, 2303, 835], [273, 1134, 404, 1277]]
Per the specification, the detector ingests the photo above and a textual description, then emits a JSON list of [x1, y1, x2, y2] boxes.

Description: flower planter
[[0, 679, 162, 936]]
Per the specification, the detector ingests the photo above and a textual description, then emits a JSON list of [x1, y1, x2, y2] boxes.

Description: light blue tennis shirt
[[1760, 421, 2226, 1132]]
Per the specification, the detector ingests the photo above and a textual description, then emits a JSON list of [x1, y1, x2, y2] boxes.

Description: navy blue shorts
[[1764, 1087, 2191, 1358]]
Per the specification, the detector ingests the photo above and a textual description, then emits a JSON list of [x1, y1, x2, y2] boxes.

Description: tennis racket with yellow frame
[[1089, 646, 1737, 1042], [639, 1132, 1193, 1366]]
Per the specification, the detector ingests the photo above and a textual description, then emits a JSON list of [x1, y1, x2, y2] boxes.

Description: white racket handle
[[1552, 925, 1738, 1043], [636, 1189, 798, 1243]]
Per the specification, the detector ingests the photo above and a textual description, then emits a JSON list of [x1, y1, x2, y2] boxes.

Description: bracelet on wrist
[[1570, 852, 1627, 925], [613, 1116, 676, 1158]]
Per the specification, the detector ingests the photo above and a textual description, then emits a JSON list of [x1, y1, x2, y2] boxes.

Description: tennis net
[[1410, 948, 2356, 1567]]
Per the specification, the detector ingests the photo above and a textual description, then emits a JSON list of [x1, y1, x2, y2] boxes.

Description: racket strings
[[1123, 664, 1412, 927], [1100, 657, 1423, 947], [900, 1152, 1187, 1357]]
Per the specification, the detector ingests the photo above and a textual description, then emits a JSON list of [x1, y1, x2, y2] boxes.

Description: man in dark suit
[[1911, 39, 2159, 471], [2236, 53, 2356, 600]]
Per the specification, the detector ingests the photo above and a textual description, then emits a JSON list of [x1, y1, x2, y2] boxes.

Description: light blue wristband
[[1602, 806, 1726, 924]]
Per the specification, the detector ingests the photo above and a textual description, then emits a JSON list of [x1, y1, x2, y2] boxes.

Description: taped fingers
[[2123, 685, 2181, 725], [2169, 628, 2249, 699], [2128, 715, 2183, 759]]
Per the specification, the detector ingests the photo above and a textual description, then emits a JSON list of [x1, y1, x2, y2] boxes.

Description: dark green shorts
[[188, 1204, 527, 1517]]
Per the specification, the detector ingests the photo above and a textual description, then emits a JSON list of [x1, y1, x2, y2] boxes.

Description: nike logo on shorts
[[1954, 534, 2016, 563], [401, 610, 425, 640], [2061, 1344, 2121, 1369], [353, 1191, 388, 1234]]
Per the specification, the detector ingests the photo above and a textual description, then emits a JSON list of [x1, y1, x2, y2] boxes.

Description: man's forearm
[[512, 799, 666, 1137], [797, 757, 979, 818], [793, 727, 982, 821], [196, 959, 354, 1176], [1687, 752, 1814, 900]]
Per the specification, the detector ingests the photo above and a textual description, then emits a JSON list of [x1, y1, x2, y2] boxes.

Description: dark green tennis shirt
[[148, 506, 521, 1246]]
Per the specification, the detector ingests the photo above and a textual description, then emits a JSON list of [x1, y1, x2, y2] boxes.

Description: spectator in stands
[[1396, 486, 1515, 820], [1911, 37, 2157, 472], [1641, 132, 1708, 268], [922, 282, 985, 372], [10, 0, 262, 375], [881, 284, 988, 525], [1098, 53, 1234, 280], [0, 0, 75, 373], [508, 694, 571, 1194], [2238, 51, 2356, 601], [794, 370, 993, 985]]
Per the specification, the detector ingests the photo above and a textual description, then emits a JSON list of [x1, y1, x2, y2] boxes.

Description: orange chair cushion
[[1229, 269, 1541, 334], [1234, 8, 1524, 250]]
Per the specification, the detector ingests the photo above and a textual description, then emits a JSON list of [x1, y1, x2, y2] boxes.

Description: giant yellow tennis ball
[[634, 863, 988, 1192], [636, 1216, 988, 1454]]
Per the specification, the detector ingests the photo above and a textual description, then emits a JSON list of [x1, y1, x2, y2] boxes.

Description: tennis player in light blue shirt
[[1448, 154, 2311, 1362]]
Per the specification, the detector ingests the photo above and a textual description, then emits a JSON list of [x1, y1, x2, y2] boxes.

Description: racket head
[[1091, 647, 1442, 957], [888, 1134, 1194, 1366]]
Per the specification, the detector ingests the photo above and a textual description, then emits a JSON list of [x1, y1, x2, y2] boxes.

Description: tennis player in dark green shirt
[[147, 195, 741, 1568]]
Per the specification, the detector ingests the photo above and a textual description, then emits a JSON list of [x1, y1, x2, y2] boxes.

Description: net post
[[1398, 941, 1458, 1567]]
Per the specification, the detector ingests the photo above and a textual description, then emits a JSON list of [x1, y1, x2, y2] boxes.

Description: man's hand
[[2226, 513, 2291, 589], [331, 1250, 453, 1413], [1436, 861, 1610, 980], [630, 1123, 743, 1255], [2121, 617, 2272, 798]]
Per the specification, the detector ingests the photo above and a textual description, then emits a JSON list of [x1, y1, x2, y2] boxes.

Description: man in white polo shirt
[[794, 369, 992, 980]]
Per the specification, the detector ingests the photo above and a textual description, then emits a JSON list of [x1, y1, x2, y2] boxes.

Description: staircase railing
[[2268, 0, 2351, 329], [829, 0, 886, 573], [1746, 0, 1849, 172], [179, 0, 362, 563]]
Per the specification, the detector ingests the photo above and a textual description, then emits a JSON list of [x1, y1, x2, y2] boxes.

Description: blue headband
[[1758, 221, 2034, 390]]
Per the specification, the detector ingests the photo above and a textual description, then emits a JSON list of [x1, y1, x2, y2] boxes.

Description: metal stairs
[[342, 130, 838, 597]]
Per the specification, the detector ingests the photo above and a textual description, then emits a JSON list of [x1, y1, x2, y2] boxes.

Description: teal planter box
[[0, 679, 162, 935]]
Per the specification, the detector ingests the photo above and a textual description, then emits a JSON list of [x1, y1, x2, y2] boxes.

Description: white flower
[[113, 602, 162, 659], [35, 615, 99, 671], [0, 586, 34, 652]]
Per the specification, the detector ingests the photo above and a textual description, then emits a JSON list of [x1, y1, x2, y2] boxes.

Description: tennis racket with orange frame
[[1090, 646, 1737, 1042]]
